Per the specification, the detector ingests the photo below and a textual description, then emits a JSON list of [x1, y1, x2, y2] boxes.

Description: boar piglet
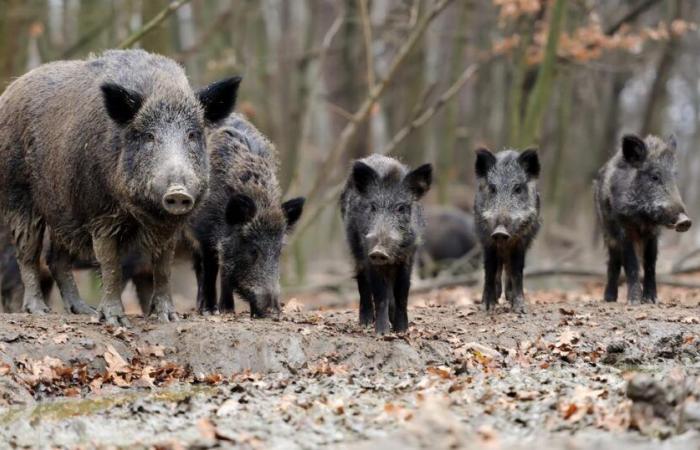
[[474, 148, 541, 313], [340, 154, 432, 334], [595, 134, 691, 304], [0, 49, 239, 325], [190, 114, 304, 317]]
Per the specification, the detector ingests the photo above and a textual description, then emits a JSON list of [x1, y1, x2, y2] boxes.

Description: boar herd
[[0, 50, 693, 335]]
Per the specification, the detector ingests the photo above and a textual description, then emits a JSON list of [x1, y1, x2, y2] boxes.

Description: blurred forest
[[1, 0, 700, 293]]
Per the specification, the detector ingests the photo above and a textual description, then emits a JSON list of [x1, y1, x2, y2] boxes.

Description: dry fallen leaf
[[104, 345, 130, 374]]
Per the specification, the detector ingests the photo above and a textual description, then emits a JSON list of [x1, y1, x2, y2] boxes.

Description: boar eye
[[650, 173, 661, 183], [513, 184, 524, 195], [145, 132, 156, 142], [188, 130, 201, 141], [396, 203, 410, 214], [488, 184, 497, 194], [369, 202, 378, 213]]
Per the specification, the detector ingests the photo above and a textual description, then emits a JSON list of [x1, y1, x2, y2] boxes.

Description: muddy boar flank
[[340, 154, 432, 334], [190, 114, 304, 317], [0, 49, 239, 325], [594, 134, 691, 304], [474, 148, 540, 313]]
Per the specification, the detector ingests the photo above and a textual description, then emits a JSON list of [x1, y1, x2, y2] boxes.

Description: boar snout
[[250, 289, 281, 318], [369, 248, 391, 265], [162, 185, 195, 215], [491, 224, 511, 242], [674, 212, 692, 232]]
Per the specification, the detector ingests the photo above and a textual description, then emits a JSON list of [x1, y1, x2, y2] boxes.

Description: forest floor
[[0, 283, 699, 449]]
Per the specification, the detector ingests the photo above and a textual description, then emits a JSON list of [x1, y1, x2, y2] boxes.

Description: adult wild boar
[[595, 134, 691, 304], [474, 148, 541, 313], [190, 114, 305, 317], [0, 50, 239, 325], [340, 154, 432, 334]]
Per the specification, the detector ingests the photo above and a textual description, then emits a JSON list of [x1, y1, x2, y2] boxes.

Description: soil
[[1, 284, 699, 449]]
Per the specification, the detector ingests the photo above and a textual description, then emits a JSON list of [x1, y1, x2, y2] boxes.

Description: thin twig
[[292, 0, 455, 242], [380, 60, 483, 155], [358, 0, 375, 91], [303, 0, 455, 204], [117, 0, 192, 49]]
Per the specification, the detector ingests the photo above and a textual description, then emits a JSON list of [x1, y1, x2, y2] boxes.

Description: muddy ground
[[0, 283, 699, 449]]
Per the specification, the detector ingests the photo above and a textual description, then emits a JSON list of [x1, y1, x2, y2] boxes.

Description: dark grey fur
[[418, 206, 477, 277], [190, 114, 304, 317], [594, 134, 691, 304], [340, 154, 432, 334], [474, 148, 541, 313], [0, 49, 239, 325]]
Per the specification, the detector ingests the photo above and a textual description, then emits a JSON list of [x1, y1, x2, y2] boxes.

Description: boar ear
[[622, 134, 647, 166], [352, 161, 379, 195], [225, 194, 256, 227], [405, 164, 433, 199], [197, 76, 242, 125], [101, 83, 143, 125], [667, 134, 678, 151], [518, 148, 540, 179], [282, 197, 305, 230], [475, 148, 496, 178]]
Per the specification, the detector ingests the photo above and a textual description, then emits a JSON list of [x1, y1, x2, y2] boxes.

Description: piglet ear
[[101, 83, 143, 125], [197, 76, 242, 125], [225, 194, 256, 226], [405, 163, 432, 199], [475, 148, 496, 178], [352, 161, 379, 195], [518, 148, 540, 179], [622, 134, 647, 166], [282, 197, 305, 230]]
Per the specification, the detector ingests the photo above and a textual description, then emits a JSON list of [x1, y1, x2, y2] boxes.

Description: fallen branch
[[117, 0, 191, 49]]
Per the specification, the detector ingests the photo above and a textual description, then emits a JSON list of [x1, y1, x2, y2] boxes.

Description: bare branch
[[117, 0, 191, 50], [358, 0, 375, 91]]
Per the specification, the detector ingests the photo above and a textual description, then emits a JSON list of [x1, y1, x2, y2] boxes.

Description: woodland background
[[1, 0, 699, 297]]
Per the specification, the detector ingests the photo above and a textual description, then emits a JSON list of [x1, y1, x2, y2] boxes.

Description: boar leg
[[92, 235, 129, 326], [132, 273, 154, 315], [194, 244, 219, 315], [482, 246, 500, 311], [507, 247, 526, 313], [219, 269, 235, 314], [369, 269, 390, 335], [13, 217, 50, 314], [149, 243, 179, 322], [392, 263, 411, 333], [641, 236, 658, 304], [604, 244, 622, 302], [46, 241, 95, 314], [356, 267, 374, 326], [622, 238, 642, 305]]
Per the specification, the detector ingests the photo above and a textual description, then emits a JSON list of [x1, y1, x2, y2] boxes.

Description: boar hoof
[[641, 296, 657, 305], [23, 298, 50, 314], [511, 303, 526, 314], [98, 308, 131, 327], [359, 312, 373, 327], [153, 311, 179, 322], [68, 301, 97, 315], [200, 308, 220, 316]]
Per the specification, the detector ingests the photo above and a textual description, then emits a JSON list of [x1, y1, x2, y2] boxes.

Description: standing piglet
[[0, 50, 239, 325], [190, 114, 305, 317], [474, 148, 540, 313], [340, 154, 432, 334], [595, 134, 691, 304]]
